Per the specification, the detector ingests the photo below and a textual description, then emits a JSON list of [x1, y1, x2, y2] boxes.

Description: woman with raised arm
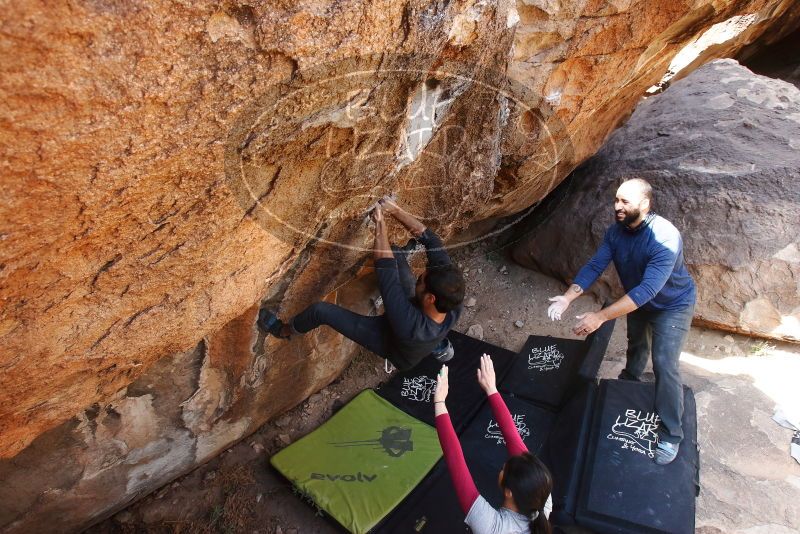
[[434, 354, 553, 534]]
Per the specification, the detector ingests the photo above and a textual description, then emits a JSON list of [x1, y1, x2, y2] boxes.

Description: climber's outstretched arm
[[380, 197, 426, 237], [372, 205, 393, 260]]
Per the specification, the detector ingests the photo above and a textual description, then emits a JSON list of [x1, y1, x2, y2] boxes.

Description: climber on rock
[[546, 178, 696, 466], [257, 197, 465, 371]]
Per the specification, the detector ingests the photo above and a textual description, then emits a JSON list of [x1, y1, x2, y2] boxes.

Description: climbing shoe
[[654, 439, 680, 465], [431, 338, 454, 363], [257, 308, 289, 339]]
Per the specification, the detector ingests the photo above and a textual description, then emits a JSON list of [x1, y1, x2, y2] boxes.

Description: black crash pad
[[541, 382, 598, 525], [375, 462, 464, 533], [575, 379, 699, 534], [376, 394, 556, 533], [376, 330, 517, 432], [500, 318, 615, 410]]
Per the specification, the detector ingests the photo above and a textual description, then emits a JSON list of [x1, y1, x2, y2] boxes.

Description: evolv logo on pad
[[607, 409, 661, 458], [310, 472, 377, 482]]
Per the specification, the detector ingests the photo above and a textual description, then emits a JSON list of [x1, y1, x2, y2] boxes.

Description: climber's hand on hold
[[380, 197, 426, 237], [372, 204, 384, 225], [377, 195, 396, 214], [372, 205, 393, 260]]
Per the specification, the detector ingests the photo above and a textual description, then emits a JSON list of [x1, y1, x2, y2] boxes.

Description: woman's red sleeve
[[488, 392, 528, 456], [435, 412, 479, 513]]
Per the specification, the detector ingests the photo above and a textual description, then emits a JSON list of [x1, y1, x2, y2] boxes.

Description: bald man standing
[[547, 178, 696, 465]]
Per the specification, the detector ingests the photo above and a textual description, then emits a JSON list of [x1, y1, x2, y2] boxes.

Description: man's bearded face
[[616, 204, 641, 225], [614, 182, 648, 226]]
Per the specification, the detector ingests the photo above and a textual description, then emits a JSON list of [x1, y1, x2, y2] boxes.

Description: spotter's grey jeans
[[624, 303, 695, 444]]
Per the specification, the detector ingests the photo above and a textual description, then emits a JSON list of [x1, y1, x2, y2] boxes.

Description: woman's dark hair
[[502, 453, 553, 534], [423, 264, 465, 313]]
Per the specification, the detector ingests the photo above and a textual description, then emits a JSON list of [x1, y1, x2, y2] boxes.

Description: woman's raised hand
[[476, 354, 498, 395], [434, 364, 449, 403]]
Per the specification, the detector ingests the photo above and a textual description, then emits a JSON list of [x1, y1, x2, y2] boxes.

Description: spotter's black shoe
[[618, 368, 641, 381]]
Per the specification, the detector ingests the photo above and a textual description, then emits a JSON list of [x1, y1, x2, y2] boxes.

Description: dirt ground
[[89, 232, 800, 534]]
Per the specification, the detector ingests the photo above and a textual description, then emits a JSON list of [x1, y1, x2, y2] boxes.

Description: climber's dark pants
[[290, 247, 416, 366]]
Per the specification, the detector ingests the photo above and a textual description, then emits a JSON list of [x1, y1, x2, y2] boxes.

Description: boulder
[[0, 275, 377, 534], [513, 59, 800, 342], [738, 20, 800, 88]]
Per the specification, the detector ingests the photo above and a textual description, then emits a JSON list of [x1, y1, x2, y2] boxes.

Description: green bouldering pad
[[270, 390, 442, 534]]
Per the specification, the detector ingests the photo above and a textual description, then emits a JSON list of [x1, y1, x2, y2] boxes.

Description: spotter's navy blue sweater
[[573, 213, 696, 311]]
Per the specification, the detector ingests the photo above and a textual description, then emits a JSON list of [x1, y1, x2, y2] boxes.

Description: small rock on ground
[[466, 324, 484, 340]]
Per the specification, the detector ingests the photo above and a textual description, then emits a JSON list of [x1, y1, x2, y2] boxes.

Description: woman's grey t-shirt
[[464, 494, 552, 534]]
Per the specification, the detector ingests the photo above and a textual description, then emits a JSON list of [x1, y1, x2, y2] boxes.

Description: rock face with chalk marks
[[513, 59, 800, 343], [1, 1, 799, 531]]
